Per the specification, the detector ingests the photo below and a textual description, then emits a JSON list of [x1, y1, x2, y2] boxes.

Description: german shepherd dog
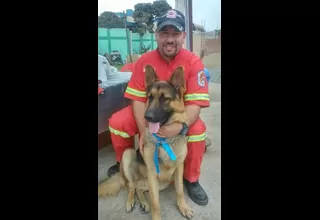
[[98, 65, 193, 220]]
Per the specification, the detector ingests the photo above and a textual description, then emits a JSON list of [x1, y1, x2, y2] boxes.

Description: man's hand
[[157, 123, 183, 138]]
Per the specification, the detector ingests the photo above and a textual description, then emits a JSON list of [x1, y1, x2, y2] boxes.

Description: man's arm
[[183, 55, 210, 129], [132, 101, 147, 134], [123, 58, 148, 135], [185, 104, 201, 127], [184, 56, 210, 110]]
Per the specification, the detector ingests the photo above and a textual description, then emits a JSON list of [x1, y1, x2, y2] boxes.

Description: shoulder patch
[[197, 71, 206, 87]]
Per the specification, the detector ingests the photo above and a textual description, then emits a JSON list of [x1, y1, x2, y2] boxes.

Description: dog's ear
[[145, 65, 159, 89], [169, 66, 186, 95]]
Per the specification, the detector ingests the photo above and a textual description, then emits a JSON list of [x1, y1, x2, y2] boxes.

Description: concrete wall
[[193, 33, 221, 57]]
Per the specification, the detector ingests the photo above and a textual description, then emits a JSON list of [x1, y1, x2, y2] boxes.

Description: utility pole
[[123, 10, 132, 63], [184, 0, 193, 52]]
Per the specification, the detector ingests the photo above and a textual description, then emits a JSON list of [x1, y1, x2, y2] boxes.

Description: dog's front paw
[[139, 201, 150, 214], [126, 198, 135, 212], [178, 204, 194, 219]]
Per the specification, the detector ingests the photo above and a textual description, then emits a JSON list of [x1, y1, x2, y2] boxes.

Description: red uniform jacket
[[124, 49, 210, 107], [120, 63, 136, 72]]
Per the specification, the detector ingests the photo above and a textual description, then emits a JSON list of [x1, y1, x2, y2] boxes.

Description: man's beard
[[162, 44, 177, 57]]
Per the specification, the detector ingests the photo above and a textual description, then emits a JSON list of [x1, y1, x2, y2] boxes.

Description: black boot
[[107, 162, 120, 177], [184, 179, 208, 205]]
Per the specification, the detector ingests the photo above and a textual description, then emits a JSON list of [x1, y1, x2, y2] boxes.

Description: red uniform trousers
[[108, 105, 207, 182]]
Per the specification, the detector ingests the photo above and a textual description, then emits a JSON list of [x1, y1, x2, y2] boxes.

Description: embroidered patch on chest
[[197, 71, 206, 87]]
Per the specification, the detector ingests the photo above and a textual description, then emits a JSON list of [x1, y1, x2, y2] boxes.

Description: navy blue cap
[[156, 9, 186, 32]]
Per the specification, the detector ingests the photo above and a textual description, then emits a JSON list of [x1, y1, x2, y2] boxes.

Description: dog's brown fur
[[98, 65, 193, 220]]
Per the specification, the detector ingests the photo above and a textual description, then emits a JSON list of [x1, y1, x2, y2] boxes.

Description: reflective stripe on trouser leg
[[109, 126, 133, 162], [184, 133, 206, 182], [108, 105, 139, 162]]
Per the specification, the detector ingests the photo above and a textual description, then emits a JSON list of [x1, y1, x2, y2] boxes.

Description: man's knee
[[109, 108, 126, 131], [108, 105, 137, 137], [187, 118, 206, 142]]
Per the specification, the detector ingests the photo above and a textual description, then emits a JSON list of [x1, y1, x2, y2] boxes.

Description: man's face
[[156, 26, 186, 59]]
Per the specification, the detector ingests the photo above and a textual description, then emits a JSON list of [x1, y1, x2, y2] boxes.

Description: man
[[107, 9, 210, 206]]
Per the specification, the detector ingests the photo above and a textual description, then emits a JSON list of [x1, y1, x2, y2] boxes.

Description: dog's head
[[144, 65, 186, 134]]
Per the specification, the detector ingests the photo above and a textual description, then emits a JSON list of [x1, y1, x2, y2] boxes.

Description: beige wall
[[193, 34, 221, 57], [192, 34, 221, 69]]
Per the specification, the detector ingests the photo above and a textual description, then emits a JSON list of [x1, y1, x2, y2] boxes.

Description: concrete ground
[[98, 82, 221, 220]]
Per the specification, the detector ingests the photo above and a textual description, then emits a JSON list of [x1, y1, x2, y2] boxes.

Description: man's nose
[[166, 39, 174, 43], [166, 36, 174, 43]]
